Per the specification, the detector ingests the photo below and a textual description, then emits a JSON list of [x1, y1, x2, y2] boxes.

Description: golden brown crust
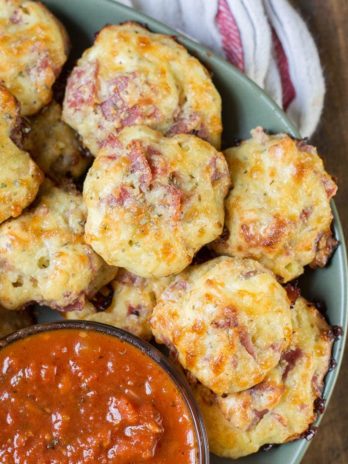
[[0, 181, 117, 310], [62, 22, 222, 153], [0, 0, 69, 115], [151, 256, 292, 395], [213, 128, 337, 282], [0, 84, 43, 224], [193, 297, 333, 458], [310, 231, 338, 268], [83, 126, 230, 277]]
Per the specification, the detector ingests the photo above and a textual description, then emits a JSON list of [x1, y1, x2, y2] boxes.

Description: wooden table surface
[[292, 1, 348, 463]]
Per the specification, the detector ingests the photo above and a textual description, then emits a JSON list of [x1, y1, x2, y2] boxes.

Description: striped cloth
[[120, 0, 325, 137]]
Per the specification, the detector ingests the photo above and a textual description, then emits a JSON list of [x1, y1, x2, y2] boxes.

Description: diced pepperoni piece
[[10, 9, 22, 24], [285, 283, 301, 306], [239, 329, 256, 359], [100, 78, 128, 122], [116, 270, 146, 287], [166, 278, 187, 295], [172, 279, 187, 291], [209, 156, 227, 183], [147, 146, 169, 177], [100, 74, 143, 126], [111, 74, 131, 93], [99, 133, 123, 150], [300, 206, 313, 222], [241, 270, 259, 279], [167, 112, 201, 137], [160, 183, 183, 221], [321, 175, 337, 199], [212, 306, 239, 329], [253, 408, 269, 424], [28, 50, 52, 83], [106, 185, 134, 208], [122, 105, 141, 126], [128, 141, 152, 190], [281, 347, 303, 380], [66, 61, 98, 110]]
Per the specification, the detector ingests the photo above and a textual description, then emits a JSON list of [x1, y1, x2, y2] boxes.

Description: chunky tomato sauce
[[0, 329, 198, 463]]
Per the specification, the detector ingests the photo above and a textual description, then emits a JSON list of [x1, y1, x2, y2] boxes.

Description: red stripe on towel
[[216, 0, 244, 71], [272, 28, 296, 109]]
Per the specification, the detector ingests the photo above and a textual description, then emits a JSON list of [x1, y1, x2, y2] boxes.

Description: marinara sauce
[[0, 329, 198, 463]]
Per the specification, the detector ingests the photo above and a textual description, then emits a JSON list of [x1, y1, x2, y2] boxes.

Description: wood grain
[[291, 1, 348, 463]]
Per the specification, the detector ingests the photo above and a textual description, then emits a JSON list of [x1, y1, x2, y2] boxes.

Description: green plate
[[41, 1, 348, 463]]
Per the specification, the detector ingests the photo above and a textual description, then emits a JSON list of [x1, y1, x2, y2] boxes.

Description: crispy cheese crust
[[66, 269, 172, 339], [63, 22, 222, 153], [194, 296, 333, 458], [0, 84, 43, 224], [83, 126, 230, 277], [0, 307, 32, 338], [24, 101, 90, 181], [151, 256, 292, 395], [0, 0, 69, 115], [213, 128, 337, 282], [0, 181, 117, 311]]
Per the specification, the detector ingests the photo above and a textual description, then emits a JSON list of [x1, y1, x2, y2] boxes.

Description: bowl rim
[[0, 320, 210, 464]]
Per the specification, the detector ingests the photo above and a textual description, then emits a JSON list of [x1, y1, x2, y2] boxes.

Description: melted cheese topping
[[0, 0, 69, 115], [63, 22, 222, 153], [213, 128, 337, 282], [151, 256, 292, 395], [0, 181, 116, 310], [84, 126, 230, 277], [194, 297, 333, 458]]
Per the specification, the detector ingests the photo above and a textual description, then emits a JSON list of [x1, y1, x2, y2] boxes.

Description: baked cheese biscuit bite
[[0, 85, 43, 224], [23, 101, 90, 181], [66, 269, 172, 340], [194, 296, 333, 459], [83, 126, 230, 278], [0, 181, 117, 311], [63, 22, 222, 154], [0, 307, 32, 338], [151, 256, 292, 395], [213, 128, 337, 282], [0, 0, 69, 116]]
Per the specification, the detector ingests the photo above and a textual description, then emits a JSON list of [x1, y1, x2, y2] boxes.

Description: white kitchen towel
[[119, 0, 325, 137]]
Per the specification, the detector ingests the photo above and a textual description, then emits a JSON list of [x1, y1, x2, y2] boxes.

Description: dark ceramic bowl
[[0, 320, 210, 464]]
